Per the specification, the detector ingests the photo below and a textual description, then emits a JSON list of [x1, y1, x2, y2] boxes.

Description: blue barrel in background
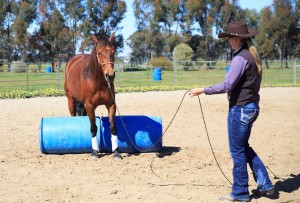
[[45, 66, 51, 73], [226, 66, 230, 74], [39, 116, 101, 154], [101, 115, 163, 153], [39, 115, 163, 154], [153, 68, 162, 81]]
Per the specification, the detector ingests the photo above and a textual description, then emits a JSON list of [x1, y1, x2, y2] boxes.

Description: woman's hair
[[240, 37, 263, 76]]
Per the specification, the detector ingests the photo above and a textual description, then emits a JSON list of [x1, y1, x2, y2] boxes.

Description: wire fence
[[0, 60, 299, 92]]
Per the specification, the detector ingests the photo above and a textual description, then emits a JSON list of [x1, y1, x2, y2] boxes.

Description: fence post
[[174, 61, 177, 86], [26, 63, 29, 91], [117, 63, 120, 88], [294, 60, 296, 85], [146, 62, 148, 86], [57, 64, 60, 89]]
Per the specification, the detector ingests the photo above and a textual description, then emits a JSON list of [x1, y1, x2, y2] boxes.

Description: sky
[[119, 0, 274, 57]]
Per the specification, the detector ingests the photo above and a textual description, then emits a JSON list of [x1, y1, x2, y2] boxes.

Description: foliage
[[0, 88, 65, 99], [173, 43, 194, 65], [0, 0, 126, 65], [132, 0, 186, 61], [1, 83, 300, 99], [0, 86, 194, 99], [79, 0, 126, 53], [127, 31, 149, 64], [256, 0, 299, 60], [148, 57, 173, 69], [0, 0, 299, 67]]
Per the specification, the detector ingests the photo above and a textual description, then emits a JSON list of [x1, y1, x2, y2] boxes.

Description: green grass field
[[0, 61, 299, 92]]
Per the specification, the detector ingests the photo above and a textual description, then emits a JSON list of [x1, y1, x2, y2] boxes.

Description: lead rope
[[106, 83, 232, 185], [106, 80, 151, 152], [197, 95, 232, 185]]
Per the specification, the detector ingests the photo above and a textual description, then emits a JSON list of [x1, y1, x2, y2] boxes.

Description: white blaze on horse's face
[[96, 44, 115, 82], [91, 34, 116, 82]]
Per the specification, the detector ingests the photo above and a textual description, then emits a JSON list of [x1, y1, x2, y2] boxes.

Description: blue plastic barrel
[[45, 66, 51, 73], [101, 115, 162, 153], [226, 66, 230, 73], [39, 116, 101, 154], [39, 115, 163, 154], [153, 68, 162, 81]]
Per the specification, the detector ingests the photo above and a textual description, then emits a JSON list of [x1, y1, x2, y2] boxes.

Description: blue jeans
[[228, 103, 273, 201]]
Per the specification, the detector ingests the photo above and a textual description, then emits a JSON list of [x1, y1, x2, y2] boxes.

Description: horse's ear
[[91, 35, 98, 44], [109, 33, 115, 43]]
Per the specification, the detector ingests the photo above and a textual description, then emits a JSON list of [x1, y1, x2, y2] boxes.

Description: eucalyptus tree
[[257, 0, 299, 64], [255, 7, 274, 61], [272, 0, 299, 60], [1, 0, 16, 70], [185, 0, 225, 61], [127, 31, 149, 64], [152, 0, 188, 58], [132, 0, 163, 61], [12, 0, 37, 62], [0, 0, 7, 60], [79, 0, 126, 54], [37, 0, 70, 62], [60, 0, 86, 56]]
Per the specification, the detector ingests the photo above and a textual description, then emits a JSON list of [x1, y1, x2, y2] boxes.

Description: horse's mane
[[83, 36, 111, 78]]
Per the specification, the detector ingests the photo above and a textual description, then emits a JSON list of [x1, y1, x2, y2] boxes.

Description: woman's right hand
[[188, 88, 205, 97]]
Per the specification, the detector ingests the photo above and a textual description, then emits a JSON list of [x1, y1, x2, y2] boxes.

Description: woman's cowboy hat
[[218, 21, 259, 38]]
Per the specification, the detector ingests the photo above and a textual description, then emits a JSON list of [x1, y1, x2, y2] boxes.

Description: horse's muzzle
[[105, 72, 115, 82]]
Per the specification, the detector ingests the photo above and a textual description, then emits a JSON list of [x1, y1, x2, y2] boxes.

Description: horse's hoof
[[91, 150, 99, 160], [113, 151, 122, 160]]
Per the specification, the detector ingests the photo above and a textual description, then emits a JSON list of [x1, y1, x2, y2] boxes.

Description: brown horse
[[64, 33, 121, 160]]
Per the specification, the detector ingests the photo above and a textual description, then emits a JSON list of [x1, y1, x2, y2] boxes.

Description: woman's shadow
[[251, 173, 300, 200]]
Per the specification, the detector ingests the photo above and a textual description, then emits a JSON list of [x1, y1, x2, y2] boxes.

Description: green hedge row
[[0, 86, 194, 99], [0, 84, 299, 99]]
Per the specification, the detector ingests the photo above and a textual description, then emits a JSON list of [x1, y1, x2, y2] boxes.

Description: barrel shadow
[[157, 146, 181, 158]]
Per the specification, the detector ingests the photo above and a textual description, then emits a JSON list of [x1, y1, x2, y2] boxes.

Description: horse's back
[[65, 54, 89, 76], [65, 54, 89, 101]]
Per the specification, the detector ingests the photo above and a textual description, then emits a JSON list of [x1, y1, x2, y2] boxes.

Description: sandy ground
[[0, 87, 299, 203]]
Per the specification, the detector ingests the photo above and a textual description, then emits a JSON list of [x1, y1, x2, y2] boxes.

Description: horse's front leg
[[107, 103, 122, 160], [86, 103, 99, 159]]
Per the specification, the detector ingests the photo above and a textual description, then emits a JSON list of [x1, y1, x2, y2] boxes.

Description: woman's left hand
[[189, 88, 205, 96]]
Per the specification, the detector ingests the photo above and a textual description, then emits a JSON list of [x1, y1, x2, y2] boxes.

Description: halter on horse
[[64, 33, 121, 160]]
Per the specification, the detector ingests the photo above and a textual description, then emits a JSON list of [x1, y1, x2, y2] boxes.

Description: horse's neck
[[83, 55, 104, 80]]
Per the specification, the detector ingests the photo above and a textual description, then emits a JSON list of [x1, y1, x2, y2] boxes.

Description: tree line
[[0, 0, 299, 70], [129, 0, 299, 64], [0, 0, 126, 70]]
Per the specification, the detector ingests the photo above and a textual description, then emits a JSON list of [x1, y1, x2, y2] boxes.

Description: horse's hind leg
[[76, 102, 87, 116], [67, 97, 76, 116]]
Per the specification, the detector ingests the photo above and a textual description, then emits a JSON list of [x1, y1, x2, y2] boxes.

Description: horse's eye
[[98, 53, 102, 56]]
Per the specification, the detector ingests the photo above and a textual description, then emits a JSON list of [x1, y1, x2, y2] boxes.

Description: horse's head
[[92, 33, 115, 82]]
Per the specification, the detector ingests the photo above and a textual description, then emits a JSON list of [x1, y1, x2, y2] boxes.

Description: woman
[[189, 21, 274, 202]]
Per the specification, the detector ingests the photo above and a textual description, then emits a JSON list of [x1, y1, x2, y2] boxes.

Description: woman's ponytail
[[248, 38, 263, 76]]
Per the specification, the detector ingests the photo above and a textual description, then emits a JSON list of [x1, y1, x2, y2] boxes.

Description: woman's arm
[[204, 56, 248, 95]]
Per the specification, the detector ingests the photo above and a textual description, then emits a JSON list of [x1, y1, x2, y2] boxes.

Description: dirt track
[[0, 87, 299, 202]]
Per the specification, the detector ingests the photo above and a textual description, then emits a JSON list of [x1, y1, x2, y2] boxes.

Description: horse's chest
[[81, 80, 111, 105]]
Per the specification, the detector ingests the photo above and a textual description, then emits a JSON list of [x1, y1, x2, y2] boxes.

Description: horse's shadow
[[251, 173, 300, 200]]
